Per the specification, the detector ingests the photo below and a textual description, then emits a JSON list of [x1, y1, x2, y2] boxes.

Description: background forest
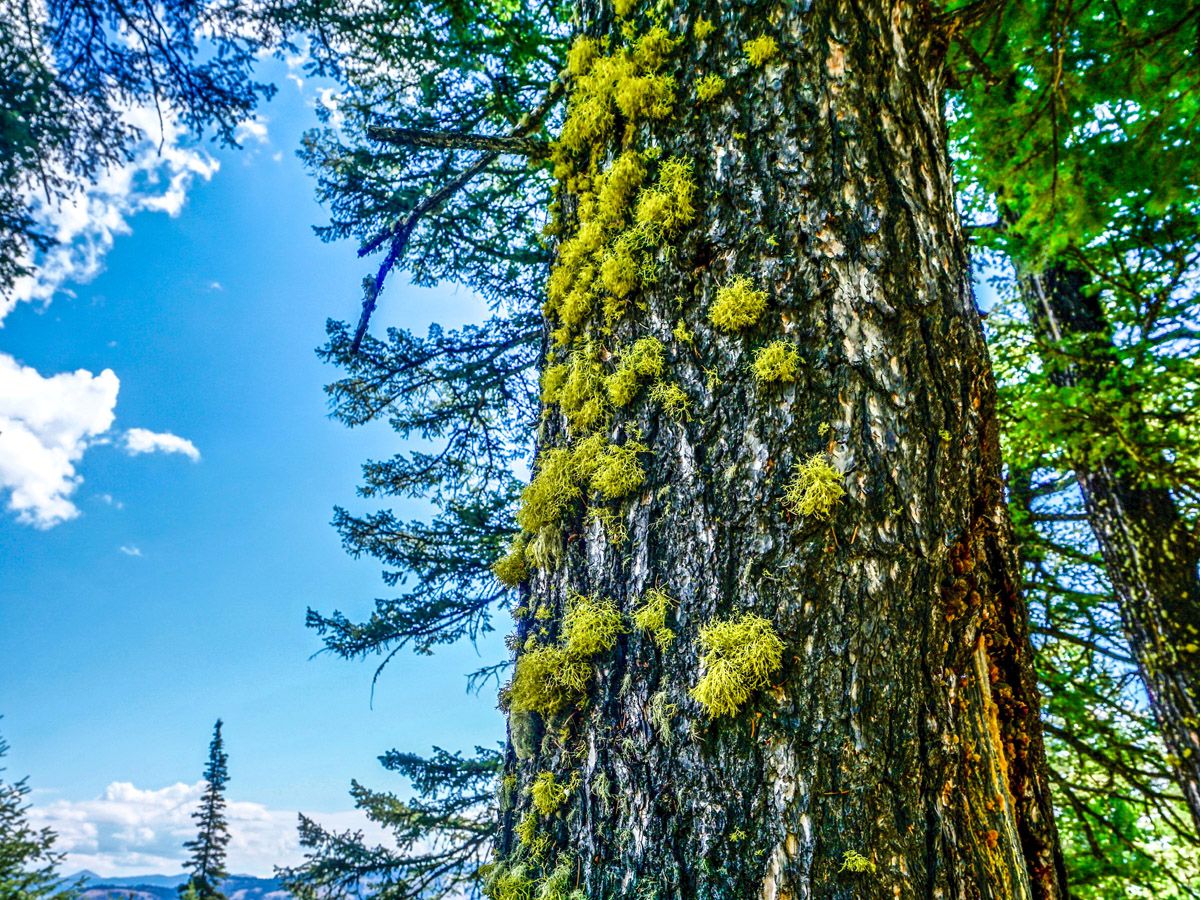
[[1, 0, 1197, 898]]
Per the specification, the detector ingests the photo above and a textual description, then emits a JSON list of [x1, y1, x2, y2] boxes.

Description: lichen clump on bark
[[695, 73, 725, 102], [633, 587, 676, 648], [783, 452, 846, 519], [493, 533, 531, 587], [743, 35, 779, 67], [561, 594, 624, 657], [531, 772, 570, 816], [840, 849, 877, 874], [708, 275, 768, 332], [691, 612, 784, 718], [752, 340, 801, 383]]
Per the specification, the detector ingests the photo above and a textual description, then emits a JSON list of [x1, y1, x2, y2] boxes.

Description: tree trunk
[[494, 1, 1066, 897], [1024, 265, 1200, 834]]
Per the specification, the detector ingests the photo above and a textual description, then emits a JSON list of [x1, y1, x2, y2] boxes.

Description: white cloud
[[2, 104, 219, 324], [0, 353, 120, 528], [234, 118, 270, 145], [122, 428, 201, 462], [118, 545, 142, 557], [29, 782, 392, 879], [0, 354, 204, 528]]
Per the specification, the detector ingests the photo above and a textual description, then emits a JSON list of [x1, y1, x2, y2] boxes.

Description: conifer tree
[[180, 720, 231, 900], [951, 0, 1200, 834], [266, 0, 1196, 896], [0, 732, 77, 899]]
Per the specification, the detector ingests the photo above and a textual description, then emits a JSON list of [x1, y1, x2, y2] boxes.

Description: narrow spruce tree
[[180, 720, 231, 900]]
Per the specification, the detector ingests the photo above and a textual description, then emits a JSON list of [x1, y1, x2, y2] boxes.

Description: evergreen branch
[[366, 125, 547, 157], [350, 77, 566, 353]]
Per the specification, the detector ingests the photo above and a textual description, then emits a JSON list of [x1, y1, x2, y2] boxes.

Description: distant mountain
[[70, 870, 289, 900]]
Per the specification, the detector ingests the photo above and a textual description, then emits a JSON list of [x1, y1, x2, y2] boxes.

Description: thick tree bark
[[1024, 265, 1200, 834], [496, 1, 1066, 897]]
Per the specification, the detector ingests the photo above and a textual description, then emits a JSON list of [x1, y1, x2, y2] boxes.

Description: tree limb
[[366, 125, 547, 157]]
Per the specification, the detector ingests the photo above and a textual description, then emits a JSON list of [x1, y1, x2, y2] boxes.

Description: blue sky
[[0, 64, 506, 877]]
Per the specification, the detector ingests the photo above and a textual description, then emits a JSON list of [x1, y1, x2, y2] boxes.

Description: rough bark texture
[[498, 1, 1066, 897], [1025, 265, 1200, 834]]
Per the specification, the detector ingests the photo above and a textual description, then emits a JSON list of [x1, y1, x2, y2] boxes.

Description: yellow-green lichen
[[562, 594, 625, 657], [509, 646, 591, 717], [744, 35, 779, 67], [708, 275, 767, 332], [839, 850, 877, 874], [690, 612, 784, 718], [634, 157, 696, 239], [783, 452, 845, 520], [537, 859, 584, 900], [695, 74, 725, 102], [752, 340, 801, 383], [590, 439, 648, 499], [530, 772, 569, 816], [693, 18, 715, 40], [633, 588, 676, 649], [493, 533, 531, 587], [483, 860, 536, 900], [557, 352, 609, 433], [673, 318, 694, 343], [605, 336, 665, 407], [515, 812, 539, 848], [516, 447, 584, 533], [650, 381, 690, 420], [648, 690, 678, 742], [541, 363, 570, 406]]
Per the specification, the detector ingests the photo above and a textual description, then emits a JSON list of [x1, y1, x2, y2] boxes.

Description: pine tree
[[0, 732, 78, 899], [180, 720, 231, 900]]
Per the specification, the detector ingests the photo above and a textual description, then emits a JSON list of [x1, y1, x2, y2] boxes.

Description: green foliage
[[690, 613, 784, 719], [783, 453, 845, 519], [751, 341, 801, 384], [283, 745, 502, 900], [0, 733, 77, 899], [0, 0, 272, 298], [1007, 465, 1200, 897], [708, 276, 767, 332], [632, 589, 676, 649], [950, 0, 1200, 268]]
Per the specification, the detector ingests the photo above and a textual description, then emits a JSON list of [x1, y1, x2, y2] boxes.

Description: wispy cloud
[[29, 781, 392, 879], [234, 118, 270, 146], [0, 353, 120, 528], [122, 429, 201, 462], [2, 104, 219, 324], [118, 545, 143, 557]]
